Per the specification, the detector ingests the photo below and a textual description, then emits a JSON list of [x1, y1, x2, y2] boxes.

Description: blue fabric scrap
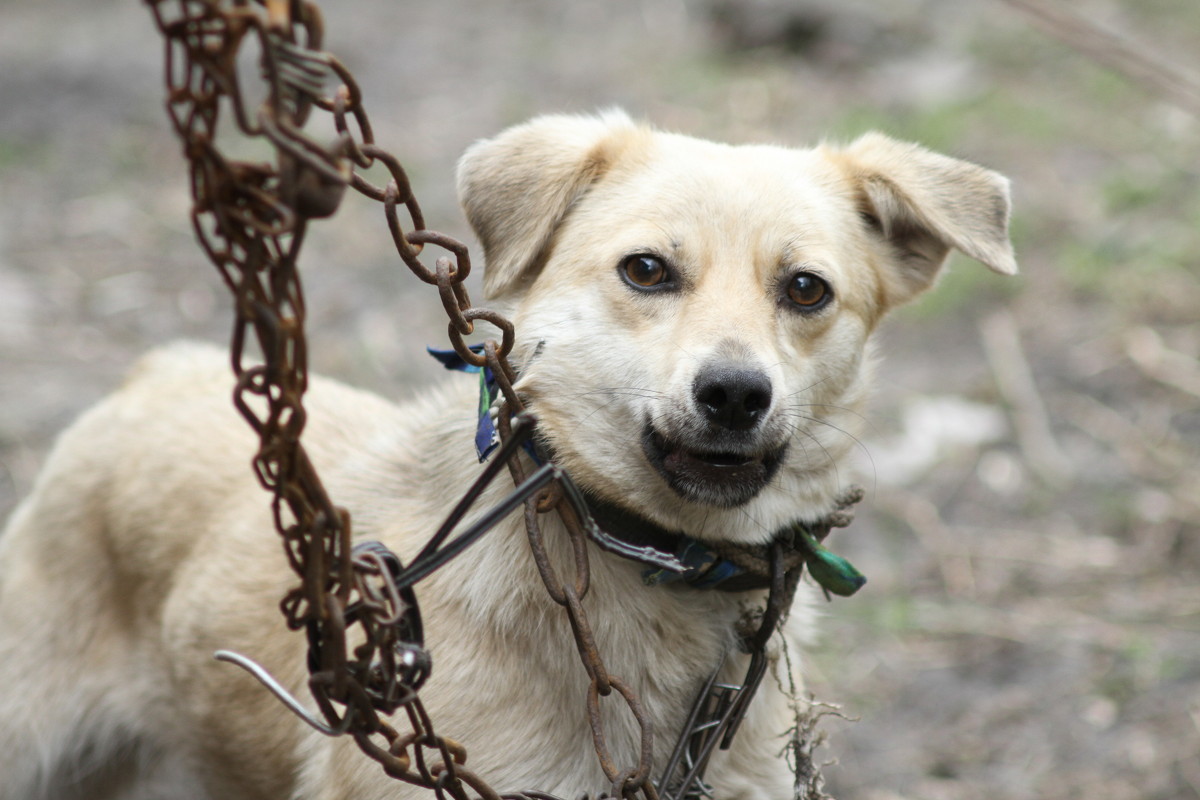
[[427, 345, 500, 461]]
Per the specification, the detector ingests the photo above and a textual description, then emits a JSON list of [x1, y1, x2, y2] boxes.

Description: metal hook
[[214, 649, 352, 736]]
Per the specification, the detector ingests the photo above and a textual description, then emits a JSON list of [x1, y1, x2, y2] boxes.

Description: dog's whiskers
[[576, 388, 666, 400], [782, 399, 874, 431], [780, 407, 875, 470]]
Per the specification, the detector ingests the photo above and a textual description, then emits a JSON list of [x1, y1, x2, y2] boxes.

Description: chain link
[[145, 0, 671, 796]]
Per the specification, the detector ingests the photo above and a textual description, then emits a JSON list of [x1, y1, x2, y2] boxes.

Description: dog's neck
[[582, 489, 864, 593]]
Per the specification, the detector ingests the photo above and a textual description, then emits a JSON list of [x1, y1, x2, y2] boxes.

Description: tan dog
[[0, 111, 1015, 800]]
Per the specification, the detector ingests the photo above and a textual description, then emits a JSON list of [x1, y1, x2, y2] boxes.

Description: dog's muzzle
[[642, 363, 785, 507], [642, 425, 786, 507]]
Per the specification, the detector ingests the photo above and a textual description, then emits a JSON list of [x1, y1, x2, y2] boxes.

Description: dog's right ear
[[457, 111, 639, 300]]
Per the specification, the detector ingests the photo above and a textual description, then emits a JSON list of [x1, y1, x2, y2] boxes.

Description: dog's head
[[458, 111, 1015, 543]]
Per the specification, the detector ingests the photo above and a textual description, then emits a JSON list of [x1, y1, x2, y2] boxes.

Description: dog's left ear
[[457, 111, 641, 300], [836, 132, 1017, 306]]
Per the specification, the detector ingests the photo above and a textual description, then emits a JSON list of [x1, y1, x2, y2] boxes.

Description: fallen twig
[[980, 311, 1073, 487], [881, 489, 978, 598], [998, 0, 1200, 118], [778, 640, 855, 800], [1124, 326, 1200, 400]]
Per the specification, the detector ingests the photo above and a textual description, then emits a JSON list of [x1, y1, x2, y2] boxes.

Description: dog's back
[[0, 343, 410, 799], [0, 344, 219, 798]]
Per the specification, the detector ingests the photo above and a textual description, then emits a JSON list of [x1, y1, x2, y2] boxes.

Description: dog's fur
[[0, 111, 1015, 800]]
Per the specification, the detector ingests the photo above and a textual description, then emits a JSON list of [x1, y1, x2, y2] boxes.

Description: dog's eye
[[620, 255, 670, 289], [785, 272, 831, 310]]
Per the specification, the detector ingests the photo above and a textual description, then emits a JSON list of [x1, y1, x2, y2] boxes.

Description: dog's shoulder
[[117, 339, 405, 436], [109, 339, 233, 416]]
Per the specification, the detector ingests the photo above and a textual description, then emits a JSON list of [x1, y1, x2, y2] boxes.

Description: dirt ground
[[1, 1, 1198, 798]]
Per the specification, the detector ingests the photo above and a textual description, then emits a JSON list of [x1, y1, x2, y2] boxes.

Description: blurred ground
[[1, 1, 1198, 798]]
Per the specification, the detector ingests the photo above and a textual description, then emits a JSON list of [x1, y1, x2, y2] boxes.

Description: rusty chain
[[144, 1, 683, 797]]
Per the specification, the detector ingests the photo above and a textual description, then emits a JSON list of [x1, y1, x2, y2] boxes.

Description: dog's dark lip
[[641, 424, 785, 507], [659, 434, 754, 470]]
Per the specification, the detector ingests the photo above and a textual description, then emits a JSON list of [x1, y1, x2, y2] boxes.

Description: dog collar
[[429, 345, 866, 595], [583, 496, 769, 591], [585, 495, 867, 595]]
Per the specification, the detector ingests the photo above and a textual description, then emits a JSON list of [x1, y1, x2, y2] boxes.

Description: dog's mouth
[[642, 424, 785, 508]]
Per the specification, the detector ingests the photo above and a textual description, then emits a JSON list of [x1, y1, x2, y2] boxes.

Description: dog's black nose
[[693, 366, 773, 431]]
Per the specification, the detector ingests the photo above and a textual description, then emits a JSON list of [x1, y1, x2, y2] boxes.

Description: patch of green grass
[[972, 89, 1076, 145], [1104, 172, 1164, 215], [1104, 163, 1200, 222], [1051, 202, 1199, 306], [0, 136, 49, 170], [658, 50, 749, 110], [834, 590, 922, 637], [897, 252, 1022, 321], [1055, 238, 1122, 297], [822, 103, 971, 153], [1097, 634, 1173, 706]]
